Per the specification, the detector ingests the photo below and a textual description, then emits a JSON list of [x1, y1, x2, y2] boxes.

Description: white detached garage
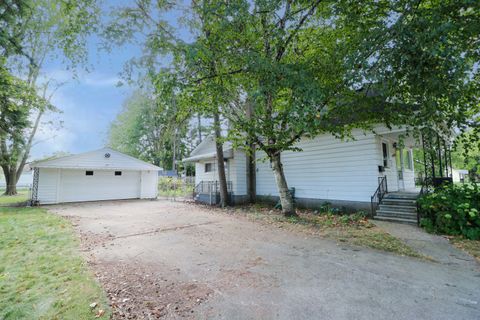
[[31, 148, 160, 204]]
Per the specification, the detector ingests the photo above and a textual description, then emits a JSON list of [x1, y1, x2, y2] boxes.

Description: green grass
[[0, 207, 110, 319], [0, 189, 29, 206], [237, 205, 425, 259]]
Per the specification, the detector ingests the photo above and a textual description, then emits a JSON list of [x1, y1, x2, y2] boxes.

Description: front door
[[381, 140, 399, 192]]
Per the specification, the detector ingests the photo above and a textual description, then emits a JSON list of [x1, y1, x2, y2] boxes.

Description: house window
[[115, 171, 122, 176], [85, 171, 94, 176], [404, 150, 413, 170], [382, 142, 389, 167], [205, 163, 213, 173]]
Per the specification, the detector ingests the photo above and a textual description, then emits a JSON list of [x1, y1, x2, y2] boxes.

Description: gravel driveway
[[50, 200, 480, 320]]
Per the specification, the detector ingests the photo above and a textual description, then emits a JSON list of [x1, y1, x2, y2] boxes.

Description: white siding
[[230, 150, 247, 196], [256, 131, 380, 202], [195, 160, 220, 185], [140, 171, 158, 198], [37, 168, 59, 204], [34, 148, 159, 171], [193, 153, 248, 195]]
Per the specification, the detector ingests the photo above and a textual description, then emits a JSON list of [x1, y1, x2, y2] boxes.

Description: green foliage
[[108, 90, 190, 169], [451, 130, 480, 181], [158, 177, 194, 198], [418, 183, 480, 240]]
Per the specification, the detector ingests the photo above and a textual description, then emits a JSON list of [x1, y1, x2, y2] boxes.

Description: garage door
[[59, 169, 141, 203]]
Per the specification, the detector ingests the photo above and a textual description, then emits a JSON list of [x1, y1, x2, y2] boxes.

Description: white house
[[30, 148, 161, 204], [183, 125, 419, 213], [452, 169, 469, 183]]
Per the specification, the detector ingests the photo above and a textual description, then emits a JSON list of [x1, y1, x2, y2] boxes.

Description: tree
[[104, 0, 234, 206], [0, 64, 51, 194], [190, 0, 478, 216], [109, 89, 190, 170], [451, 131, 480, 182], [0, 0, 100, 195]]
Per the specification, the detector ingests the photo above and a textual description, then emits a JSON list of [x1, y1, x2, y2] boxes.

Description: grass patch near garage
[[0, 189, 29, 206], [0, 207, 110, 319], [234, 205, 425, 259]]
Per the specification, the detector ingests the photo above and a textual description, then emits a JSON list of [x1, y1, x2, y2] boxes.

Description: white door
[[59, 169, 141, 203], [381, 140, 399, 192]]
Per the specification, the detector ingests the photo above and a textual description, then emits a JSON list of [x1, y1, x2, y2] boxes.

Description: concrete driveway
[[50, 200, 480, 320]]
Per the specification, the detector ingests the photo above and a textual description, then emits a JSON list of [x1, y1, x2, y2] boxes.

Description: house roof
[[31, 147, 161, 171], [183, 135, 234, 162], [183, 149, 233, 162]]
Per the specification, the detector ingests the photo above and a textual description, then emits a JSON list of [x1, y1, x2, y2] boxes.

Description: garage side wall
[[140, 171, 158, 199], [37, 168, 59, 204]]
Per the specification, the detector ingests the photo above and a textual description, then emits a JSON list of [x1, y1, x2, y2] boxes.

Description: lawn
[[0, 189, 29, 206], [0, 207, 110, 319], [234, 205, 425, 259]]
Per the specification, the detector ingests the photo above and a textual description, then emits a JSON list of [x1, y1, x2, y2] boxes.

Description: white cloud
[[40, 68, 121, 89]]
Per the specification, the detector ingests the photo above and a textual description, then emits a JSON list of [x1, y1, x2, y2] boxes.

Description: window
[[115, 171, 122, 176], [205, 163, 213, 173], [404, 150, 413, 170], [85, 171, 94, 176], [382, 142, 389, 167]]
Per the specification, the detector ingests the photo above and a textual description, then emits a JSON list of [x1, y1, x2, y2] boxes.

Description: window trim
[[404, 149, 413, 170], [382, 142, 389, 168], [204, 163, 213, 173]]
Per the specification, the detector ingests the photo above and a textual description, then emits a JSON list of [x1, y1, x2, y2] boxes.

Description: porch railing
[[371, 176, 388, 216], [416, 177, 434, 226], [194, 180, 232, 195]]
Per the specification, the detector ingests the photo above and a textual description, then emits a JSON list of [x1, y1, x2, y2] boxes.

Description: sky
[[30, 1, 191, 160]]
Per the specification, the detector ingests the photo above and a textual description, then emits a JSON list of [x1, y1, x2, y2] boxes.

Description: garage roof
[[31, 148, 161, 171]]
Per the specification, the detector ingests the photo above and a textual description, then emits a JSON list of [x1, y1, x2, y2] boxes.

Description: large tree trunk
[[213, 111, 229, 207], [246, 144, 256, 203], [197, 113, 202, 143], [4, 167, 18, 195], [270, 153, 295, 216]]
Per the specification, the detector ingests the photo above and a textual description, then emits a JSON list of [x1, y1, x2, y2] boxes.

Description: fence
[[158, 176, 195, 200]]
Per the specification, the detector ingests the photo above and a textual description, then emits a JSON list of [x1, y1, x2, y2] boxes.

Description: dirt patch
[[66, 214, 213, 319], [94, 262, 212, 319]]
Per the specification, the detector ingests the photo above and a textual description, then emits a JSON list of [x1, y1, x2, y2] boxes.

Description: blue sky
[[30, 1, 191, 160]]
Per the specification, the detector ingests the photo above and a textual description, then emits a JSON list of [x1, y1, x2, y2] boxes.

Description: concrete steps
[[374, 192, 419, 225]]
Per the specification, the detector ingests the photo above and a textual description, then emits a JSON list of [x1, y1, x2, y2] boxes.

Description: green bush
[[418, 183, 480, 239], [158, 177, 194, 197]]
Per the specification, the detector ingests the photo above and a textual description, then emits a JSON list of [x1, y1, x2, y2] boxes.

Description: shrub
[[418, 183, 480, 239], [158, 177, 194, 197]]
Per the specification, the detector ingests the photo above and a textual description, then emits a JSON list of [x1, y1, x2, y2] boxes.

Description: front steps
[[374, 192, 419, 225]]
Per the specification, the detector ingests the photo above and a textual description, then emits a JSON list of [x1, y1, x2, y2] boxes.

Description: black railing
[[416, 177, 434, 226], [194, 180, 232, 195], [371, 176, 388, 216], [193, 180, 234, 205]]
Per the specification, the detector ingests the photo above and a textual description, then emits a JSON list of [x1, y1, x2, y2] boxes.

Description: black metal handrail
[[416, 177, 433, 225], [371, 176, 388, 216], [194, 181, 233, 195]]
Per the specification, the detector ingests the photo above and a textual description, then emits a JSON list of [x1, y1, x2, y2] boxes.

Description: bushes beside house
[[158, 177, 194, 197], [418, 183, 480, 240]]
